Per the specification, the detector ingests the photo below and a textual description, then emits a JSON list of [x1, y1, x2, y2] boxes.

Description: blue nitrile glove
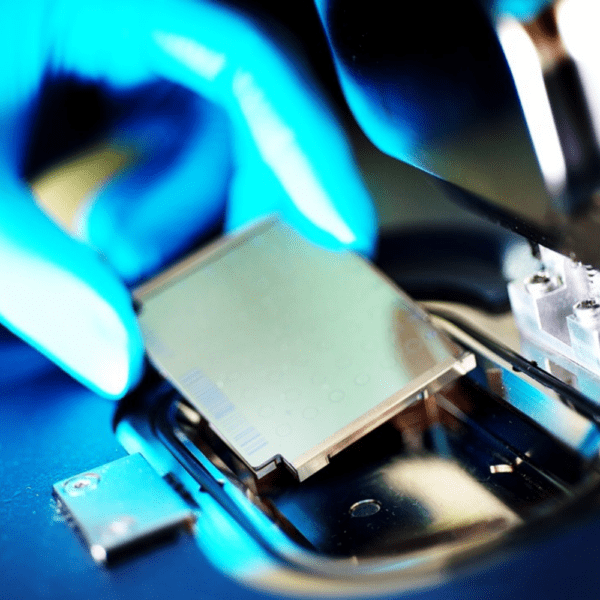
[[492, 0, 553, 21], [314, 0, 557, 170], [0, 0, 377, 399]]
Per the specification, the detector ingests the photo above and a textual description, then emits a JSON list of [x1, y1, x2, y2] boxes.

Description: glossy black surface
[[318, 0, 600, 267]]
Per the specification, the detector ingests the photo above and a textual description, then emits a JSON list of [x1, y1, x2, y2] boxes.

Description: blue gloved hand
[[0, 0, 377, 399], [493, 0, 553, 20]]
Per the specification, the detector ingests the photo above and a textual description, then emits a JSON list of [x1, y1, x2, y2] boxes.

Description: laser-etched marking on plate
[[135, 220, 475, 481]]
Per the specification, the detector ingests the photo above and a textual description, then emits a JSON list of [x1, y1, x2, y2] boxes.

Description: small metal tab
[[53, 454, 195, 564]]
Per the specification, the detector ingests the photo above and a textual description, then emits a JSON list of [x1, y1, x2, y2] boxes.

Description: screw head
[[349, 499, 382, 518], [525, 272, 562, 297], [574, 299, 600, 325], [63, 473, 100, 497]]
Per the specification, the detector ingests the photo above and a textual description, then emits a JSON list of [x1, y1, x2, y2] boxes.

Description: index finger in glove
[[49, 0, 377, 254]]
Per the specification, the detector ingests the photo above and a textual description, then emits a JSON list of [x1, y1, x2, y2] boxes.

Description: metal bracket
[[53, 453, 196, 564]]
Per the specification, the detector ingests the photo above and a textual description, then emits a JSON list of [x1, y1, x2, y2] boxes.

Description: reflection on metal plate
[[53, 454, 195, 564], [135, 219, 475, 481]]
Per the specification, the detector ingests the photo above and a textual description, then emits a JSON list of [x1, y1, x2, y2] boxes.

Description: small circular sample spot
[[355, 373, 370, 386], [336, 356, 352, 369], [329, 390, 345, 403], [311, 373, 326, 386], [349, 499, 382, 518], [303, 407, 318, 420]]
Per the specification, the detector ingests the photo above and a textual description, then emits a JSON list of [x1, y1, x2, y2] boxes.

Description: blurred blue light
[[496, 0, 553, 21], [0, 181, 144, 398], [0, 0, 377, 398]]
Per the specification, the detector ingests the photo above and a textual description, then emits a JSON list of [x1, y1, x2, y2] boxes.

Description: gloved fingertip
[[0, 251, 145, 400]]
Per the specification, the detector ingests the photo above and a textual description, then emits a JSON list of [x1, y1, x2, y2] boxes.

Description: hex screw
[[525, 271, 562, 297], [63, 473, 100, 497], [573, 299, 600, 326]]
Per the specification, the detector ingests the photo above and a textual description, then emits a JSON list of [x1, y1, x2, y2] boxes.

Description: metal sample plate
[[135, 220, 474, 481], [53, 454, 195, 564]]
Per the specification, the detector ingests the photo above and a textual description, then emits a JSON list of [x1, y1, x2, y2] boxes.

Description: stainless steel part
[[508, 244, 600, 382], [134, 219, 475, 481], [53, 454, 195, 564], [478, 1, 600, 265], [431, 314, 600, 460], [113, 302, 600, 593]]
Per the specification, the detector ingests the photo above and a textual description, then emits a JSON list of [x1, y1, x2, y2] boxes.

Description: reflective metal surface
[[112, 301, 600, 594], [508, 244, 600, 389], [53, 454, 196, 564]]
